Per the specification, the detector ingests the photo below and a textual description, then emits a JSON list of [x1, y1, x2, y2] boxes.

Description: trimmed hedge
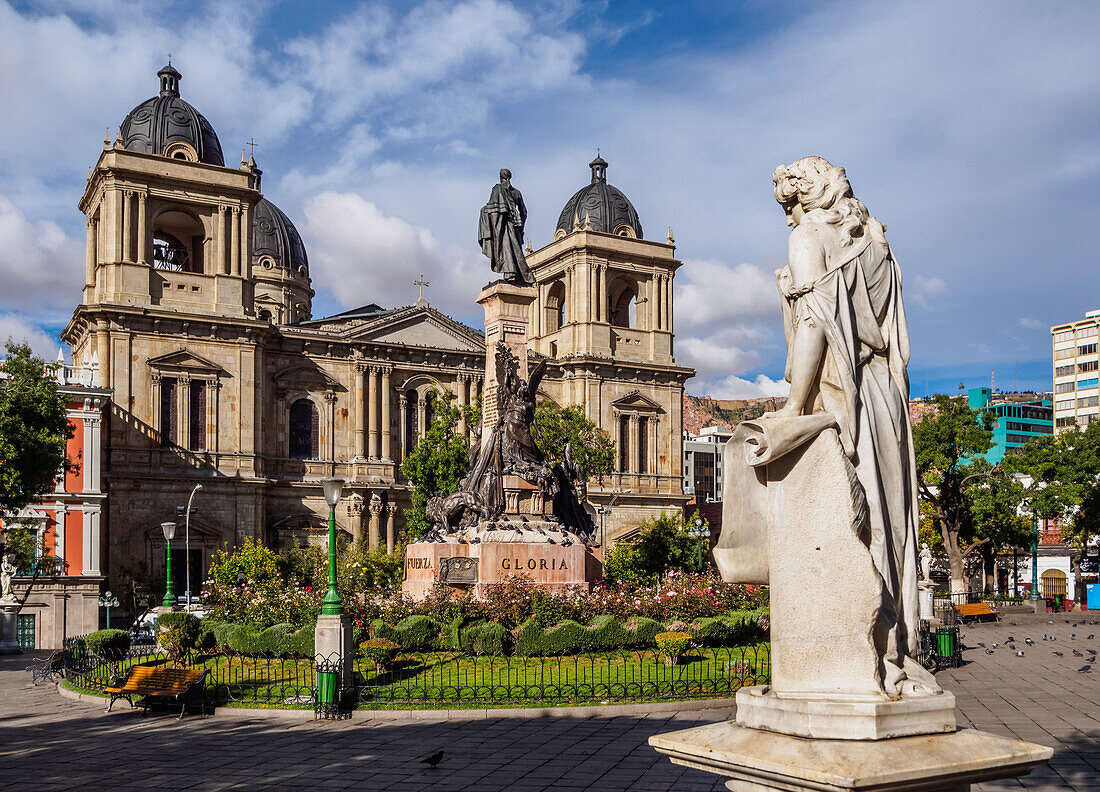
[[209, 620, 314, 657], [687, 608, 769, 647], [392, 615, 439, 650], [461, 622, 509, 656], [85, 629, 131, 661]]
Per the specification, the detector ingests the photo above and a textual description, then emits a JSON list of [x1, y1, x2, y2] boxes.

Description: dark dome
[[119, 65, 224, 166], [555, 157, 643, 239], [252, 198, 309, 277]]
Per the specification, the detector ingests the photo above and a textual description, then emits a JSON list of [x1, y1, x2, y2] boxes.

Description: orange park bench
[[954, 602, 1000, 624], [104, 665, 208, 719]]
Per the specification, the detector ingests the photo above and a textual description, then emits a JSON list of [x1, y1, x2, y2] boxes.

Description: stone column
[[84, 411, 102, 493], [54, 501, 68, 569], [83, 504, 102, 575], [178, 376, 191, 451], [629, 414, 640, 474], [85, 218, 98, 288], [385, 503, 398, 555], [457, 373, 468, 435], [230, 207, 241, 276], [96, 320, 111, 389], [353, 363, 366, 459], [239, 204, 252, 280], [136, 192, 148, 265], [348, 496, 364, 545], [368, 494, 383, 549], [417, 396, 426, 439], [216, 207, 228, 275], [122, 190, 134, 262], [368, 366, 380, 459], [475, 281, 538, 440], [596, 264, 605, 322], [325, 392, 337, 462], [649, 415, 659, 477], [380, 367, 392, 462], [397, 393, 407, 463]]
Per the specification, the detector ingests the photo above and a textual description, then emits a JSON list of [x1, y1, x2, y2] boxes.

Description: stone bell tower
[[525, 157, 692, 536]]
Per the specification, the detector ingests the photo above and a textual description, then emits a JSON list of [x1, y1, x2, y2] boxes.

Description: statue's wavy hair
[[773, 156, 876, 246]]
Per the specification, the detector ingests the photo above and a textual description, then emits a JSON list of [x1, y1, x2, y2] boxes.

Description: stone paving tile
[[3, 612, 1098, 791]]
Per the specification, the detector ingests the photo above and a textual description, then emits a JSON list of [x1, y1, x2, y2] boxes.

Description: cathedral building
[[59, 65, 692, 596]]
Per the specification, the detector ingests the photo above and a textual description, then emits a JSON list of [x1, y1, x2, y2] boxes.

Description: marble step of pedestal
[[649, 720, 1053, 792]]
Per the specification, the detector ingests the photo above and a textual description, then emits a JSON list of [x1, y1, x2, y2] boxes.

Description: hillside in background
[[683, 393, 787, 435]]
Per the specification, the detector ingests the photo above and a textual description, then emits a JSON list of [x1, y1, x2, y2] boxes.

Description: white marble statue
[[0, 554, 16, 602], [920, 542, 933, 581], [715, 157, 947, 738]]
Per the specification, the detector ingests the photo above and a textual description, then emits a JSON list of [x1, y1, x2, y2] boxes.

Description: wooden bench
[[104, 665, 208, 719], [954, 602, 1000, 623], [25, 651, 65, 685]]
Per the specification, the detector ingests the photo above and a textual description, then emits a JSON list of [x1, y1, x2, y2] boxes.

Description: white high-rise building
[[1051, 310, 1100, 432]]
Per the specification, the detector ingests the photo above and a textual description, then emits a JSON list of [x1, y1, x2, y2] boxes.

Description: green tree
[[400, 390, 470, 539], [0, 340, 73, 515], [532, 401, 615, 484], [913, 393, 997, 594], [604, 511, 702, 586], [1005, 422, 1100, 602], [966, 458, 1029, 592]]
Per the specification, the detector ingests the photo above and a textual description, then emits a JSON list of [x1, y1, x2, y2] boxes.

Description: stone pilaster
[[380, 366, 392, 462], [385, 503, 398, 555], [368, 494, 383, 549]]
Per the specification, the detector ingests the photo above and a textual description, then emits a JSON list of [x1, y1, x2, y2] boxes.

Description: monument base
[[314, 614, 354, 686], [735, 685, 956, 740], [0, 604, 21, 654], [650, 720, 1052, 792]]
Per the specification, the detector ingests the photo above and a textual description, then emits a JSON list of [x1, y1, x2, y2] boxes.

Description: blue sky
[[1, 0, 1097, 398]]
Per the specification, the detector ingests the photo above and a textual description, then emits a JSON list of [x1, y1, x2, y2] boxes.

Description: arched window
[[153, 210, 205, 274], [1041, 568, 1067, 599], [405, 389, 419, 450], [609, 281, 637, 328], [545, 281, 566, 333], [289, 399, 319, 459]]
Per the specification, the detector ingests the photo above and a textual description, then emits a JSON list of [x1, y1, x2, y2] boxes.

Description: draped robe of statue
[[717, 209, 936, 700], [478, 180, 533, 284]]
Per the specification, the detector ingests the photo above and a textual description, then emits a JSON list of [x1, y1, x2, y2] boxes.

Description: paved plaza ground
[[1, 613, 1096, 792]]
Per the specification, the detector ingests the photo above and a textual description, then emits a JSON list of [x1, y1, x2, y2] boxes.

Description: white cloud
[[1019, 317, 1043, 330], [675, 259, 779, 331], [301, 192, 484, 317], [698, 373, 790, 401], [0, 312, 61, 359], [909, 275, 948, 310], [0, 195, 82, 312]]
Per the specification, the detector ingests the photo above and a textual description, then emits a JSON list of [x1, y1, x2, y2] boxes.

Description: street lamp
[[597, 489, 631, 549], [178, 484, 203, 611], [320, 478, 345, 616], [98, 590, 119, 629], [689, 518, 711, 572], [1029, 511, 1042, 602], [160, 521, 177, 608]]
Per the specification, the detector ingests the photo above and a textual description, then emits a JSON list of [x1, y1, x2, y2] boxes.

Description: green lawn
[[65, 643, 770, 710]]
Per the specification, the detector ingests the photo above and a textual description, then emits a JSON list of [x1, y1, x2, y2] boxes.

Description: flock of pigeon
[[969, 618, 1099, 673]]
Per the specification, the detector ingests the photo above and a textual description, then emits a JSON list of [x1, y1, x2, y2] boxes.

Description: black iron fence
[[353, 645, 770, 707], [62, 636, 770, 712]]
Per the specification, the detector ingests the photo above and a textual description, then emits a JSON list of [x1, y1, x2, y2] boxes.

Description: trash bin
[[316, 668, 337, 706], [935, 628, 956, 659]]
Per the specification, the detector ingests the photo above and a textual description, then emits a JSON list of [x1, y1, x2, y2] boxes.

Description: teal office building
[[968, 388, 1053, 463]]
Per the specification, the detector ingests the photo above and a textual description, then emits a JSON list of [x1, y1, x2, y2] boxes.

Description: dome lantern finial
[[158, 63, 182, 98], [589, 154, 608, 184]]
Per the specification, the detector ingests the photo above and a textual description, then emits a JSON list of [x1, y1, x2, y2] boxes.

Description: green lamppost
[[98, 590, 119, 629], [1029, 511, 1042, 602], [689, 518, 710, 573], [160, 521, 177, 607], [320, 478, 345, 616]]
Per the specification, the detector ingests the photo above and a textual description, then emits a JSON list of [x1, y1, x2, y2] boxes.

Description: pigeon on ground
[[1071, 634, 1077, 639], [1088, 649, 1097, 656], [1049, 620, 1055, 624], [421, 751, 445, 768], [985, 649, 995, 655], [992, 643, 998, 649], [1089, 635, 1095, 640], [1053, 651, 1064, 657], [1006, 636, 1015, 643], [1077, 665, 1092, 673], [1025, 638, 1035, 646], [1016, 651, 1025, 657], [1010, 622, 1017, 626], [1073, 649, 1084, 657], [977, 642, 986, 648]]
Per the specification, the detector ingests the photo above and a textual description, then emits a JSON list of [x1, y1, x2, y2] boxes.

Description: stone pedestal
[[476, 281, 537, 439], [918, 582, 935, 622], [650, 721, 1053, 792], [403, 536, 595, 600], [314, 613, 354, 686], [0, 604, 21, 654]]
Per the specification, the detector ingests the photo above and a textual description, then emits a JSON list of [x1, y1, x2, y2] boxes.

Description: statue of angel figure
[[716, 158, 945, 733]]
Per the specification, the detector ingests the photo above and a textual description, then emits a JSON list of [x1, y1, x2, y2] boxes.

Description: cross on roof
[[246, 137, 259, 157], [414, 274, 430, 303]]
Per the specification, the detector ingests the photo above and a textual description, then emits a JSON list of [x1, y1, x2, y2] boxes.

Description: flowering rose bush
[[202, 575, 321, 628]]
